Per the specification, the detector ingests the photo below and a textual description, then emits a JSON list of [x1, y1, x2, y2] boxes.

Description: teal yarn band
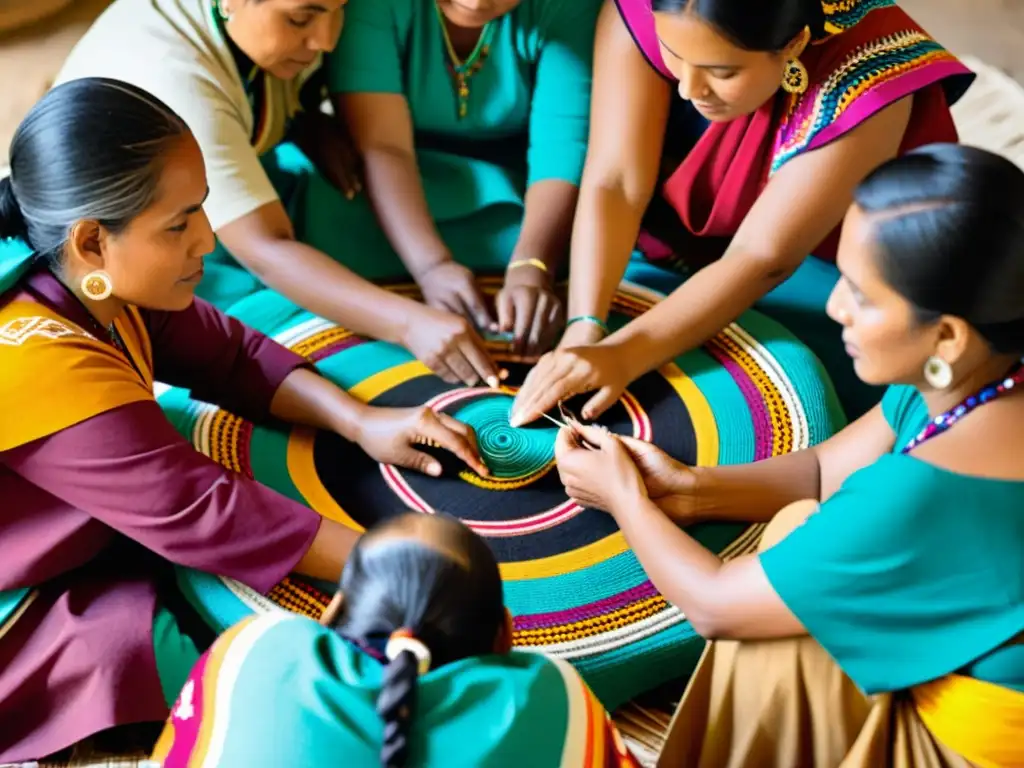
[[451, 396, 557, 480], [566, 315, 609, 335]]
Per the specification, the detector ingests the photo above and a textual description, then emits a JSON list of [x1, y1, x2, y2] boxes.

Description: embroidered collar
[[23, 268, 98, 334]]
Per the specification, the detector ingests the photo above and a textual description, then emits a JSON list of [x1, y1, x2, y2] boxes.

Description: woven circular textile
[[163, 278, 843, 709]]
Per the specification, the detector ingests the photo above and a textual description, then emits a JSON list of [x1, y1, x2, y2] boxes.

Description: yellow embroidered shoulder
[[0, 316, 92, 347]]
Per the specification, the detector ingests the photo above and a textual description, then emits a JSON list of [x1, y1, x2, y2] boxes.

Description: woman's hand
[[415, 259, 497, 334], [558, 319, 606, 349], [495, 263, 564, 358], [509, 343, 631, 426], [617, 437, 700, 522], [399, 303, 502, 387], [554, 424, 647, 515], [354, 406, 489, 477]]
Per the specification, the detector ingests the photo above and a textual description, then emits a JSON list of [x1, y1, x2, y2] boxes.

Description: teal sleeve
[[328, 0, 405, 94], [525, 0, 601, 186], [152, 604, 200, 707], [759, 457, 1024, 695], [880, 385, 926, 449]]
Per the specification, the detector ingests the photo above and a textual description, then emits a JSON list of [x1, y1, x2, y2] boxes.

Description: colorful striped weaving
[[160, 277, 844, 709]]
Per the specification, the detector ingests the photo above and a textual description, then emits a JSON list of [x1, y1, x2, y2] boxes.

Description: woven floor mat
[[954, 57, 1024, 168], [3, 756, 154, 768], [614, 701, 676, 768], [3, 708, 676, 768]]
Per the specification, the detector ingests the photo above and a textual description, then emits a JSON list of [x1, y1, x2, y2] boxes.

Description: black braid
[[376, 649, 419, 768]]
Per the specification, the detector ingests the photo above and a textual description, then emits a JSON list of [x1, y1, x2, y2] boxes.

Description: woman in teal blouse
[[553, 144, 1024, 768], [306, 0, 601, 360]]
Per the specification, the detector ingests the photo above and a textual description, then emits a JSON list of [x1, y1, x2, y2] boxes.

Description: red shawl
[[616, 0, 975, 264]]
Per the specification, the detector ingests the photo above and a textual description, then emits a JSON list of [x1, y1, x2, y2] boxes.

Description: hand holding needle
[[533, 407, 598, 450]]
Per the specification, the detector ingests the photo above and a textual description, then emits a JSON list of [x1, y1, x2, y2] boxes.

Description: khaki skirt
[[658, 501, 970, 768]]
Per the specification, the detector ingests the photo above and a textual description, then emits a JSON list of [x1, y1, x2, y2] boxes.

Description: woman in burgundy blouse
[[0, 78, 487, 762]]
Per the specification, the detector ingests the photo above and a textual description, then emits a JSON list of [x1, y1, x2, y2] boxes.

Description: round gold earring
[[782, 58, 809, 95], [81, 270, 113, 301]]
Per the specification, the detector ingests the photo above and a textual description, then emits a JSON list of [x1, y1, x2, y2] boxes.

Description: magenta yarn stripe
[[237, 420, 255, 478], [707, 345, 774, 461], [307, 334, 367, 363], [514, 581, 661, 631]]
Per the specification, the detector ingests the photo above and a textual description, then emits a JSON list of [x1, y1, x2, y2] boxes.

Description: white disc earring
[[81, 270, 113, 301], [924, 355, 953, 390]]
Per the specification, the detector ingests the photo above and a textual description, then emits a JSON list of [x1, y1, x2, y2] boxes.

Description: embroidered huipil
[[0, 268, 321, 762]]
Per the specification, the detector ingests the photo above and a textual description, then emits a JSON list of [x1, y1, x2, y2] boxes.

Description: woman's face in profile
[[96, 133, 214, 312], [228, 0, 347, 81], [652, 12, 806, 123], [827, 205, 941, 387]]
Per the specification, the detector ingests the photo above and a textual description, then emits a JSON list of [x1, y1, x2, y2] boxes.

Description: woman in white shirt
[[56, 0, 503, 387]]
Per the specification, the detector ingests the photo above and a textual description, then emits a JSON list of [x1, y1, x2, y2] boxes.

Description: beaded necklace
[[435, 2, 497, 119], [902, 361, 1024, 453]]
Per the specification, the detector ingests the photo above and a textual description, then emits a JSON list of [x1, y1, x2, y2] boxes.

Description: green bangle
[[566, 315, 609, 335]]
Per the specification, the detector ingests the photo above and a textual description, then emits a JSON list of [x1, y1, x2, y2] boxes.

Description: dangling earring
[[782, 58, 809, 95], [81, 270, 113, 301], [924, 355, 953, 390], [215, 0, 232, 21]]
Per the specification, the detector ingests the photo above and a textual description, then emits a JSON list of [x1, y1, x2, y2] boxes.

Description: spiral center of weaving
[[451, 396, 557, 480]]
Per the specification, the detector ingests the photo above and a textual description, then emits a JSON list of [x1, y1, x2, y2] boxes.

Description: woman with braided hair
[[154, 513, 640, 767]]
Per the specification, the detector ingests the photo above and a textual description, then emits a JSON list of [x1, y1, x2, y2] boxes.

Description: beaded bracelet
[[566, 315, 609, 335], [506, 258, 549, 274]]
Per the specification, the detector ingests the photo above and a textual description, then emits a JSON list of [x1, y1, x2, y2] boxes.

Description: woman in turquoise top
[[552, 144, 1024, 768], [308, 0, 602, 360]]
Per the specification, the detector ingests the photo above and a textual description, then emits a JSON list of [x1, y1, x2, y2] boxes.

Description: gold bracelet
[[507, 258, 549, 274]]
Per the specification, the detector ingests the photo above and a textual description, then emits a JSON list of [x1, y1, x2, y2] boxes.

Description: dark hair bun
[[2, 78, 187, 261], [0, 175, 28, 242], [854, 143, 1024, 354]]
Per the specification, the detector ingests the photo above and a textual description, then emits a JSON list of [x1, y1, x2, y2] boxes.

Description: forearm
[[511, 180, 578, 270], [688, 449, 822, 524], [240, 236, 415, 344], [362, 146, 449, 276], [606, 253, 792, 379], [294, 518, 358, 583], [615, 498, 725, 627], [567, 180, 647, 320], [270, 367, 369, 443]]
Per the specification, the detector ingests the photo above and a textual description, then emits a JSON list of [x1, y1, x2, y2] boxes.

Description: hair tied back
[[386, 629, 432, 675], [0, 175, 29, 242]]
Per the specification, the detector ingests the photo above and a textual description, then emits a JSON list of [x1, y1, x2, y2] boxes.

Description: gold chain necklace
[[435, 2, 497, 119]]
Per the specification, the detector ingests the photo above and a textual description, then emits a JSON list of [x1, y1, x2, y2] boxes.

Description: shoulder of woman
[[0, 301, 152, 450], [57, 0, 245, 108]]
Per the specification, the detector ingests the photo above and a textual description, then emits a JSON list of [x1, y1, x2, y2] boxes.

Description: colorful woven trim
[[771, 29, 958, 174], [819, 0, 894, 37], [161, 276, 843, 706]]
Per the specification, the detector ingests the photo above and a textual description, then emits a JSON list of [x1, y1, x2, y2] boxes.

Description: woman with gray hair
[[0, 77, 487, 763]]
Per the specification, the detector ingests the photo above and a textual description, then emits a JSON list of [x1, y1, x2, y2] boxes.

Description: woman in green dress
[[311, 0, 602, 359], [45, 0, 506, 388], [553, 144, 1024, 767]]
